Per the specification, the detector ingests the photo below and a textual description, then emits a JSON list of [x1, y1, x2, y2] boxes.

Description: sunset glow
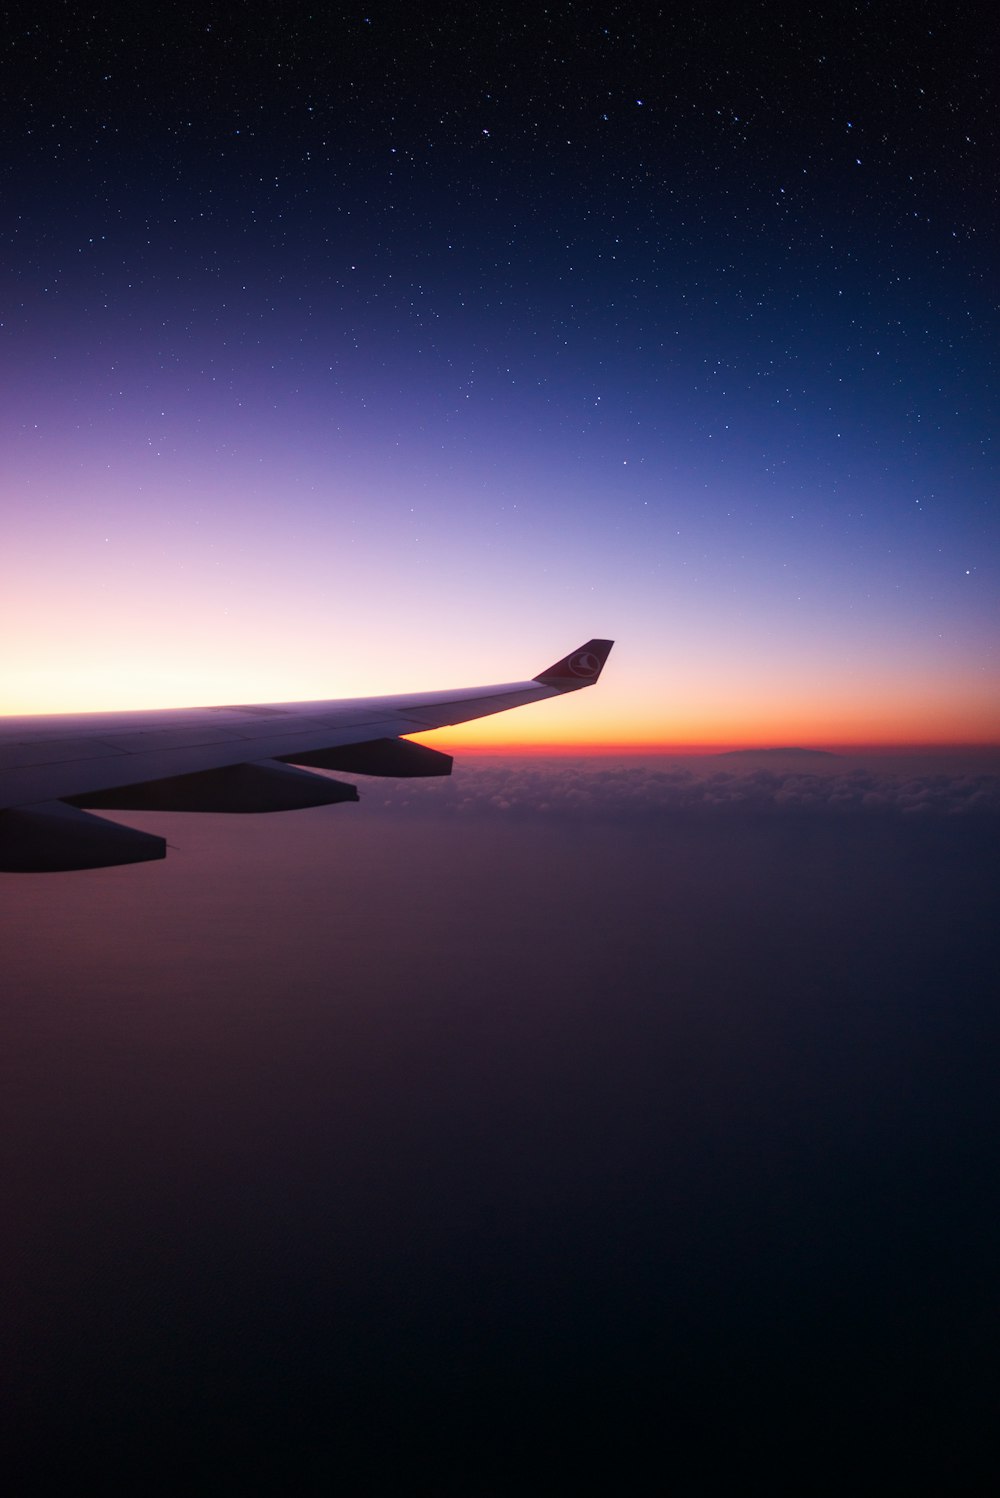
[[3, 9, 996, 752]]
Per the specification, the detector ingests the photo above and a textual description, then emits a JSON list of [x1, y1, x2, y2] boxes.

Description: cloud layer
[[361, 758, 1000, 821]]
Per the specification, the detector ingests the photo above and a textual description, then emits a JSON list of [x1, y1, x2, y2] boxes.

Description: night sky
[[3, 5, 997, 744]]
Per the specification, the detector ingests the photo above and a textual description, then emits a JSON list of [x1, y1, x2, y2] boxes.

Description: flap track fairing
[[284, 737, 453, 778], [68, 760, 359, 814], [0, 801, 166, 872]]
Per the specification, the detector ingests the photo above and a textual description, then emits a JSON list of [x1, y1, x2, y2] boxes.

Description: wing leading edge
[[0, 638, 613, 871]]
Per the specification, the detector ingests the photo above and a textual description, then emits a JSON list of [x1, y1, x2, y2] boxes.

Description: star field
[[2, 4, 997, 742]]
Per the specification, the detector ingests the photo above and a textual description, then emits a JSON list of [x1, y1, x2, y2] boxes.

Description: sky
[[2, 4, 998, 747]]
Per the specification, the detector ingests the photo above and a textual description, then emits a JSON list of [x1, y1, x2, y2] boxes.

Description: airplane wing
[[0, 638, 613, 871]]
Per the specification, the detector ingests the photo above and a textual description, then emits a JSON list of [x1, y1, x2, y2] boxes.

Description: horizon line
[[426, 740, 1000, 757]]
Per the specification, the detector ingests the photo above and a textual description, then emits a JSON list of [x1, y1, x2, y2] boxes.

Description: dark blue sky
[[3, 5, 997, 741]]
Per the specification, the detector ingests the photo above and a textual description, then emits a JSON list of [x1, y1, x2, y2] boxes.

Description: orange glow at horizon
[[421, 732, 1000, 755], [3, 608, 998, 752], [423, 676, 1000, 752], [4, 667, 999, 750]]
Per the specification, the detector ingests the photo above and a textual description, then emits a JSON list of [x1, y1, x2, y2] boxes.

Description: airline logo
[[532, 638, 614, 687], [567, 650, 602, 678]]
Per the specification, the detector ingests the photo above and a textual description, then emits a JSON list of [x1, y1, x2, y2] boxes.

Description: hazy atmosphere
[[4, 755, 999, 1490]]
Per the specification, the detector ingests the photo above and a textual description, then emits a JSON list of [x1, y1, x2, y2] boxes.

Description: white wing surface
[[0, 639, 613, 870]]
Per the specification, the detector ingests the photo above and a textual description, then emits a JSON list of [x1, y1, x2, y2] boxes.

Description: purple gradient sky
[[2, 7, 997, 743]]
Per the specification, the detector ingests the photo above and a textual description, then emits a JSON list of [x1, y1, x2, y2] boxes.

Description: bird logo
[[567, 651, 601, 677]]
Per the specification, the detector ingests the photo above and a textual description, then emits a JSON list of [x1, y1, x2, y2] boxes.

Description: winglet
[[533, 639, 614, 689]]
